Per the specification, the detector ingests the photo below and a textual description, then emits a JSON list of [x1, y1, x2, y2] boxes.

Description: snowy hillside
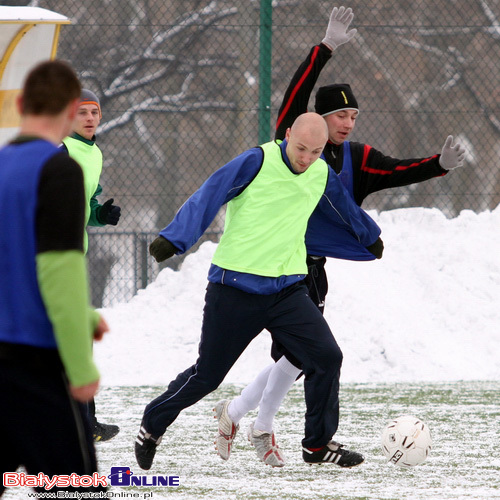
[[95, 206, 500, 386]]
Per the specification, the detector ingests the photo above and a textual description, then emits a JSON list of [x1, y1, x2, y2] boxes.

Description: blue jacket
[[0, 140, 59, 348], [304, 141, 377, 260], [159, 140, 381, 294]]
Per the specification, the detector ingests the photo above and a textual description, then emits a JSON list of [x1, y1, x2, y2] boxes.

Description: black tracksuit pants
[[271, 256, 328, 367], [0, 344, 106, 497], [143, 281, 343, 448]]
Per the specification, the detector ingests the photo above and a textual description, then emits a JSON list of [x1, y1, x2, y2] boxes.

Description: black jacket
[[275, 43, 447, 207]]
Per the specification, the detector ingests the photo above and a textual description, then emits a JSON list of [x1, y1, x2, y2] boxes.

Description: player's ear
[[16, 94, 24, 114], [68, 98, 80, 121]]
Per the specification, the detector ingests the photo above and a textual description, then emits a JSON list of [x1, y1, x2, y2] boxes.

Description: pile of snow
[[95, 206, 500, 386]]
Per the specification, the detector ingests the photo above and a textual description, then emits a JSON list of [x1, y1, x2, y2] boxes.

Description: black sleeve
[[36, 152, 86, 253], [275, 43, 333, 140], [349, 142, 447, 205]]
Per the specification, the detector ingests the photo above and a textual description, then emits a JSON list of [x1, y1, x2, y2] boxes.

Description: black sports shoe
[[302, 441, 364, 467], [135, 425, 162, 470], [93, 422, 120, 442]]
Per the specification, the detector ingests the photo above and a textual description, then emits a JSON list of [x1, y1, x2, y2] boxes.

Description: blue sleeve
[[159, 148, 263, 253], [305, 169, 381, 261]]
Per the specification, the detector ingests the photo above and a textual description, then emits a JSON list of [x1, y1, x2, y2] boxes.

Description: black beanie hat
[[314, 83, 359, 117]]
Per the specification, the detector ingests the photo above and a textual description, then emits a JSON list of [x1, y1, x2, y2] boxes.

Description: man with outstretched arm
[[134, 112, 382, 470], [215, 5, 466, 468]]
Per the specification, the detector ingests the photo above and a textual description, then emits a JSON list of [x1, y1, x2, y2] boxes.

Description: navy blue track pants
[[143, 281, 343, 448]]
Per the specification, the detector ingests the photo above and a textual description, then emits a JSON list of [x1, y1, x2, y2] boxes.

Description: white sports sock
[[228, 363, 273, 424], [254, 356, 302, 433]]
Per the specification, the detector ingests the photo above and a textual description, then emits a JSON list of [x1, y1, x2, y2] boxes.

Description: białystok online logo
[[3, 468, 180, 489], [108, 467, 179, 487]]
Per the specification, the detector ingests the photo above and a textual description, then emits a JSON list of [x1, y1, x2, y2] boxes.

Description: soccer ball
[[381, 415, 432, 467]]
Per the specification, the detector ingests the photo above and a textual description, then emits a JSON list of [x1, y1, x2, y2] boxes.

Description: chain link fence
[[7, 0, 500, 306]]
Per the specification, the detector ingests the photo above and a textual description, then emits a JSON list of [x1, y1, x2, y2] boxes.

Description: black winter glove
[[149, 236, 179, 263], [366, 236, 384, 259], [97, 198, 121, 225]]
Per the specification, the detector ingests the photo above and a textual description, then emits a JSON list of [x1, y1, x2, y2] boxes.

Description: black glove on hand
[[98, 198, 121, 225], [149, 236, 178, 263], [366, 237, 384, 259]]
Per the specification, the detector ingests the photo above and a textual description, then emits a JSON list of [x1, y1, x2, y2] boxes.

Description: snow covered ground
[[3, 206, 499, 500], [90, 206, 499, 500], [95, 206, 500, 387]]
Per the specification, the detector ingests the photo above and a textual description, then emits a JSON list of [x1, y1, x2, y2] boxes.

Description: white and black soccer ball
[[381, 415, 432, 467]]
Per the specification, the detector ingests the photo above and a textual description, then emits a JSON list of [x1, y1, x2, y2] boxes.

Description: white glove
[[439, 135, 466, 170], [322, 6, 357, 50]]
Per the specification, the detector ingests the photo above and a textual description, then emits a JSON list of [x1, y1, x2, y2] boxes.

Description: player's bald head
[[289, 112, 329, 146], [284, 113, 329, 174]]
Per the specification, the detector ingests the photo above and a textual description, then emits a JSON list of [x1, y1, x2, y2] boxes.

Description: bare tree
[[26, 0, 498, 305], [54, 0, 247, 304]]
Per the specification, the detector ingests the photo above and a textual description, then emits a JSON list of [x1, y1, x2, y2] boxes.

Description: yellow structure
[[0, 6, 70, 145]]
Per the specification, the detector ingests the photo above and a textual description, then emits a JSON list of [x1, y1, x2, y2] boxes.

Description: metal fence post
[[258, 0, 273, 144]]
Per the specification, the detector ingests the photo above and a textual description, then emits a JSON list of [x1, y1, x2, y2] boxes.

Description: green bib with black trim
[[63, 136, 103, 252]]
